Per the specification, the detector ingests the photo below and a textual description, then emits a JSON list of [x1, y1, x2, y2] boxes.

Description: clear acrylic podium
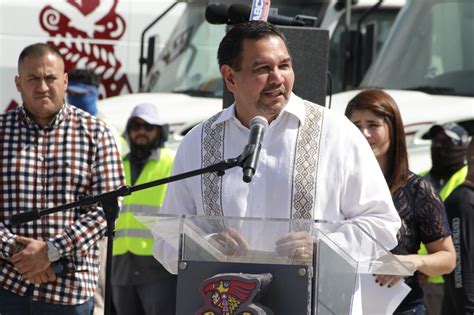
[[140, 215, 414, 314]]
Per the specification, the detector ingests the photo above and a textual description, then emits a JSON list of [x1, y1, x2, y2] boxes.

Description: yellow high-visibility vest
[[113, 148, 174, 256], [418, 165, 467, 283]]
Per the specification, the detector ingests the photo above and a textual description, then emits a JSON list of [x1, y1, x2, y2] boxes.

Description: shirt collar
[[19, 103, 69, 130], [211, 92, 307, 128]]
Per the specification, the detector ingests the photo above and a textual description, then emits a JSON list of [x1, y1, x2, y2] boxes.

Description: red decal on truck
[[39, 0, 131, 99]]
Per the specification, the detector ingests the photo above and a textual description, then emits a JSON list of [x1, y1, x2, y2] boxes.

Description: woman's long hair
[[345, 89, 409, 194]]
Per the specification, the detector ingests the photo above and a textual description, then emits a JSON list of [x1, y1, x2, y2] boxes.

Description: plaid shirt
[[0, 104, 125, 305]]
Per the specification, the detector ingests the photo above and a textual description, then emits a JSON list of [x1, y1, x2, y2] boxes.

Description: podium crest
[[196, 273, 273, 315]]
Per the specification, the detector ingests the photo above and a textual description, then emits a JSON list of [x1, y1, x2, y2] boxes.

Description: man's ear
[[63, 72, 68, 92], [220, 65, 236, 94], [15, 75, 21, 92]]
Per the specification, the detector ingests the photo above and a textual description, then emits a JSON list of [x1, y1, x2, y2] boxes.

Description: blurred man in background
[[441, 138, 474, 314], [67, 69, 100, 116], [420, 122, 470, 314], [112, 103, 176, 315], [424, 123, 469, 196], [67, 68, 123, 153]]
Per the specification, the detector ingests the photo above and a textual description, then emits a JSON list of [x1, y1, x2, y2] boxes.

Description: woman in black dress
[[345, 89, 456, 314]]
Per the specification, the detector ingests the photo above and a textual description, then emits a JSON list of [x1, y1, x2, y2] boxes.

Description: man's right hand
[[209, 228, 249, 256], [25, 267, 57, 284]]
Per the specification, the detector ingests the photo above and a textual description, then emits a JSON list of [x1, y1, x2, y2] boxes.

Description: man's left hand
[[11, 236, 50, 278], [275, 231, 313, 262]]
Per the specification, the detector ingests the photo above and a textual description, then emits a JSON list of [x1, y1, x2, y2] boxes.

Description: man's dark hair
[[217, 20, 286, 70], [69, 69, 101, 87], [18, 43, 64, 69]]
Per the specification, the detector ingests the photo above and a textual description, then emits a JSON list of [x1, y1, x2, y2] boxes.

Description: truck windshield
[[361, 0, 474, 97]]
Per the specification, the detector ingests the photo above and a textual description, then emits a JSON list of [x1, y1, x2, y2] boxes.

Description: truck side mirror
[[138, 35, 157, 92], [340, 21, 377, 90], [145, 36, 156, 75], [339, 29, 359, 90], [360, 22, 377, 78]]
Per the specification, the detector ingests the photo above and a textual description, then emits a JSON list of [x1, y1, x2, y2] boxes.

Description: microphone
[[228, 4, 306, 26], [242, 116, 268, 183], [9, 209, 40, 226], [205, 3, 230, 25]]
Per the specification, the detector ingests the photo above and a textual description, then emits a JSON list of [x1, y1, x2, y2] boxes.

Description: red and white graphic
[[249, 0, 271, 21], [39, 0, 131, 99]]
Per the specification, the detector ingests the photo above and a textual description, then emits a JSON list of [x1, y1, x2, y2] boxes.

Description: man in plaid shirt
[[0, 43, 125, 314]]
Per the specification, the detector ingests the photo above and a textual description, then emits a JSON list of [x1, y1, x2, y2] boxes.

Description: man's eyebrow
[[252, 60, 267, 67], [252, 57, 292, 68]]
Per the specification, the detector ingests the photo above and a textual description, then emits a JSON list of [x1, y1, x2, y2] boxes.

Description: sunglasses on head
[[129, 121, 157, 131]]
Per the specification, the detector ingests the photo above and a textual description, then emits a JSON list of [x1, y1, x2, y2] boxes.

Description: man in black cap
[[441, 138, 474, 314], [424, 122, 470, 197], [420, 122, 470, 315]]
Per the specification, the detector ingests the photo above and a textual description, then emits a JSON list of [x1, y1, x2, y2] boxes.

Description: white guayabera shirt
[[154, 92, 401, 273]]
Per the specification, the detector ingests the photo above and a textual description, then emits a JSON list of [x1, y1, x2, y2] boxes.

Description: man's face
[[127, 118, 161, 147], [221, 36, 295, 126], [15, 53, 68, 127]]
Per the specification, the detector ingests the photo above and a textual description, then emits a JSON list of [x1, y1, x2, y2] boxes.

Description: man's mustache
[[262, 84, 287, 94]]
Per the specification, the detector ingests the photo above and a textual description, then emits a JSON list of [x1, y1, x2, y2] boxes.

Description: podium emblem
[[196, 273, 273, 314]]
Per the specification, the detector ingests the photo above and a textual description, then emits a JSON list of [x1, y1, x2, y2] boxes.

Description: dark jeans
[[394, 304, 426, 315], [0, 286, 94, 315], [112, 277, 177, 315]]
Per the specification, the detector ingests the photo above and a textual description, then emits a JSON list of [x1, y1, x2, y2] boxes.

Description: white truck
[[328, 0, 474, 173], [0, 0, 405, 152], [0, 0, 404, 112]]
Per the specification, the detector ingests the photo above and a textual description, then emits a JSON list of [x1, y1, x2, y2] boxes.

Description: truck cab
[[329, 0, 474, 173]]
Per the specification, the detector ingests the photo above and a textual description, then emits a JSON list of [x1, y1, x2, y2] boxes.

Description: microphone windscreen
[[250, 116, 268, 130], [228, 4, 251, 24], [205, 3, 229, 24]]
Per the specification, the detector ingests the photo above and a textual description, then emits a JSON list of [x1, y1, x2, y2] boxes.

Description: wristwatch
[[46, 241, 60, 262]]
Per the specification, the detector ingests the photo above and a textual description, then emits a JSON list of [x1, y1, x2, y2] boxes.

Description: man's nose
[[268, 69, 284, 85], [37, 78, 49, 91]]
